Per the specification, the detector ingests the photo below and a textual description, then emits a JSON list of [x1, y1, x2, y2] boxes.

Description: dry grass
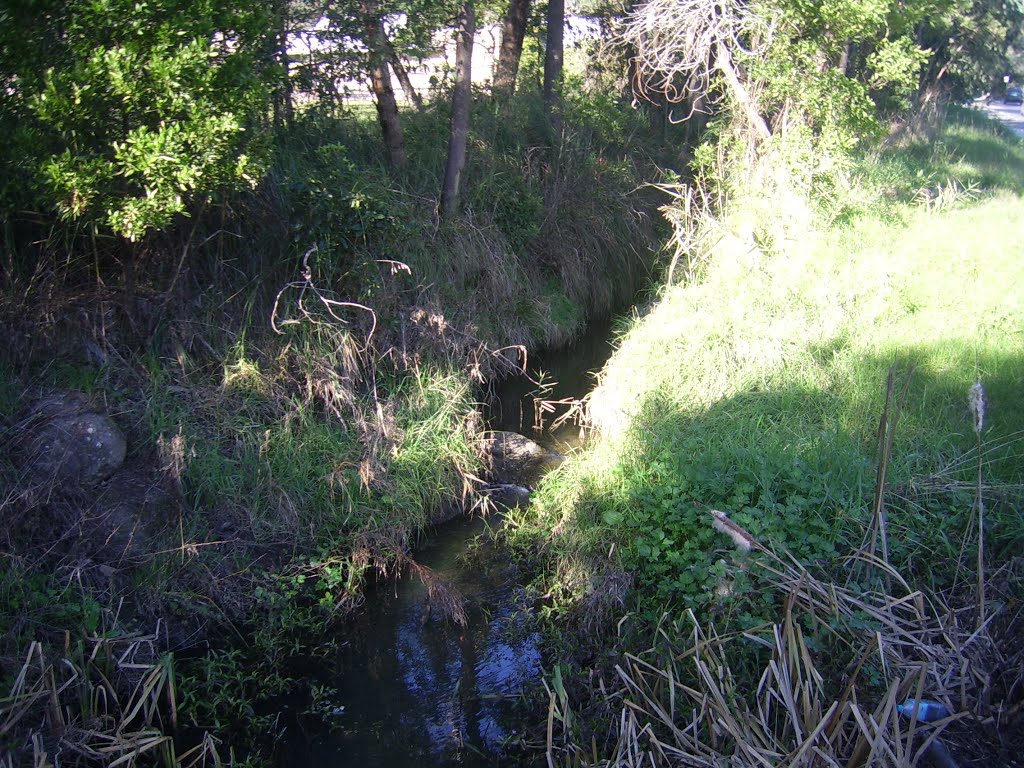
[[1, 624, 224, 767], [343, 527, 468, 626], [544, 531, 1023, 767]]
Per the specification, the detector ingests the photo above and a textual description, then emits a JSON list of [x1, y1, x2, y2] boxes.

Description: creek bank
[[0, 307, 629, 766], [7, 391, 182, 566], [273, 318, 628, 765]]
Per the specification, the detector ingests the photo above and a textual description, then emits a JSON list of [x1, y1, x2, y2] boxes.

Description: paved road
[[977, 99, 1024, 137]]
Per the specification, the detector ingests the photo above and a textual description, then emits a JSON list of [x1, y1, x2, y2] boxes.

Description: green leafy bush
[[284, 140, 401, 259], [2, 0, 272, 239]]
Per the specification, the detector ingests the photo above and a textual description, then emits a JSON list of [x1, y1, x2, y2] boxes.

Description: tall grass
[[542, 542, 1023, 767], [513, 106, 1024, 762], [0, 622, 224, 767], [279, 90, 661, 355]]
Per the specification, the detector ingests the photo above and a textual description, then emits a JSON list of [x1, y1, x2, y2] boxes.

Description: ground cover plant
[[3, 0, 1022, 761], [513, 106, 1024, 764]]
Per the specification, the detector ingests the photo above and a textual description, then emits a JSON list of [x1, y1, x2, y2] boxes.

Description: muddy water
[[281, 320, 621, 766]]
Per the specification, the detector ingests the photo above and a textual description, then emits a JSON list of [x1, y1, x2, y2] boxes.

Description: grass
[[0, 623, 226, 767], [277, 89, 661, 354], [512, 106, 1024, 762], [0, 333, 487, 758], [543, 546, 1024, 767]]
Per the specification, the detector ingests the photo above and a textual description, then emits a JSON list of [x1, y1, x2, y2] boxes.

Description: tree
[[494, 0, 532, 96], [441, 0, 475, 216], [619, 0, 1023, 152], [270, 0, 295, 128], [0, 0, 274, 241], [543, 0, 565, 125], [387, 42, 424, 107], [361, 0, 408, 167], [916, 0, 1024, 100]]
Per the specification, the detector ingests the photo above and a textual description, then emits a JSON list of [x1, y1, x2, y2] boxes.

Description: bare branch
[[615, 0, 772, 138], [271, 246, 378, 351]]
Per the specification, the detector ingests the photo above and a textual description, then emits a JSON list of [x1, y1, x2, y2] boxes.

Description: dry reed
[[544, 526, 1019, 767], [1, 623, 223, 767]]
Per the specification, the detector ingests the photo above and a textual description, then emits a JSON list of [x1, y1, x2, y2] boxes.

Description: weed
[[1, 622, 225, 767], [0, 74, 666, 763], [543, 546, 1024, 766], [176, 647, 292, 734]]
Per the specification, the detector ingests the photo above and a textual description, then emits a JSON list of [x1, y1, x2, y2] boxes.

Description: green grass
[[0, 335, 485, 759], [277, 89, 659, 355], [515, 106, 1024, 627], [880, 105, 1024, 194], [156, 349, 480, 548]]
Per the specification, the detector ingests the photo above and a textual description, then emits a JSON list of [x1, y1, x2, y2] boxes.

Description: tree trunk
[[494, 0, 532, 96], [440, 0, 475, 217], [271, 0, 293, 129], [543, 0, 564, 128], [649, 95, 666, 141], [838, 42, 851, 77], [387, 43, 423, 108], [362, 0, 407, 167]]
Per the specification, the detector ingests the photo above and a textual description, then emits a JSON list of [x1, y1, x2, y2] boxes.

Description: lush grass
[[276, 90, 662, 354], [829, 104, 1024, 224], [515, 107, 1024, 629]]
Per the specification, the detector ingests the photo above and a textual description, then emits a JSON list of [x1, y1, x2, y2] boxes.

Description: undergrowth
[[0, 87, 664, 763]]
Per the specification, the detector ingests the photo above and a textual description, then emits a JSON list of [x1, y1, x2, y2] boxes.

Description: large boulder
[[14, 392, 127, 490], [481, 430, 563, 485]]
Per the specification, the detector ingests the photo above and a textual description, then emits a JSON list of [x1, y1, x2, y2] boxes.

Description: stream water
[[488, 314, 620, 453], [279, 319, 620, 767]]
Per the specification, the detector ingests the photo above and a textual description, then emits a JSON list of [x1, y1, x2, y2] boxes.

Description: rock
[[481, 430, 563, 485], [430, 498, 465, 525], [15, 392, 127, 489], [482, 482, 532, 508]]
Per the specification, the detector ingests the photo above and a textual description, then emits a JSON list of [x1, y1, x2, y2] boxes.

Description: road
[[978, 99, 1024, 137]]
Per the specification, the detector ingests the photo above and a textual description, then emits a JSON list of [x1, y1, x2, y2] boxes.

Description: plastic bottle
[[897, 698, 950, 722]]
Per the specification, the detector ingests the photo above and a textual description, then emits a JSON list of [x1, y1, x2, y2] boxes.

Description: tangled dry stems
[[1, 624, 224, 767], [345, 528, 468, 626], [615, 0, 765, 108], [544, 536, 1022, 767]]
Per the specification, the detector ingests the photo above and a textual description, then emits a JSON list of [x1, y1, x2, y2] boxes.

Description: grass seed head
[[970, 381, 986, 434]]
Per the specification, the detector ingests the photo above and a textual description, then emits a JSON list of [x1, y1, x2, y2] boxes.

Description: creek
[[278, 316, 619, 767]]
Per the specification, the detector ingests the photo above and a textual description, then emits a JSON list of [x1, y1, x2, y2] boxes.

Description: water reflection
[[288, 516, 541, 767]]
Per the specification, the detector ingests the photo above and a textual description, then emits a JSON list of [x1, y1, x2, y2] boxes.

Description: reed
[[1, 623, 222, 767], [544, 537, 1021, 766]]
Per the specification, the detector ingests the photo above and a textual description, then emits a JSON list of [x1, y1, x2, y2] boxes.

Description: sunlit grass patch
[[869, 105, 1024, 201], [519, 112, 1024, 629], [512, 111, 1024, 768]]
